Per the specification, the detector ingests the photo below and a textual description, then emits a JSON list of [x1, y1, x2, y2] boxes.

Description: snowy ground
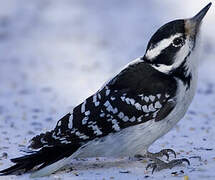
[[0, 0, 215, 179]]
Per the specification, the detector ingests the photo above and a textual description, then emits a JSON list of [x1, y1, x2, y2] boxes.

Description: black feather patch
[[30, 113, 71, 149], [171, 56, 192, 89], [0, 144, 80, 176]]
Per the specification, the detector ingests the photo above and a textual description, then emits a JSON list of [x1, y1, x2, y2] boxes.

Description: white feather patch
[[145, 33, 182, 60]]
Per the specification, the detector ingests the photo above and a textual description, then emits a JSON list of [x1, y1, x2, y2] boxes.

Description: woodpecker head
[[144, 3, 211, 78]]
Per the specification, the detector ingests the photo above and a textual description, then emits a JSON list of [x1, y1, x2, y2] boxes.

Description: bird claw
[[135, 149, 177, 161], [158, 149, 177, 160], [146, 163, 157, 174], [170, 158, 190, 166], [146, 158, 190, 174], [135, 149, 189, 174]]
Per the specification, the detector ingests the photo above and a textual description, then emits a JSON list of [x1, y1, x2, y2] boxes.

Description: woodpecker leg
[[146, 157, 190, 174], [135, 148, 176, 161]]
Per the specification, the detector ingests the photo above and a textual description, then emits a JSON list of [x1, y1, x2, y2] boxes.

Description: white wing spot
[[138, 94, 144, 101], [93, 94, 100, 106], [93, 94, 97, 103], [106, 89, 110, 96], [111, 119, 120, 131], [148, 104, 156, 112], [122, 116, 129, 122], [130, 116, 136, 122], [79, 135, 89, 140], [144, 96, 150, 103], [98, 93, 101, 99], [81, 101, 86, 113], [100, 113, 105, 117], [165, 94, 170, 98], [137, 115, 143, 122], [82, 117, 89, 125], [155, 101, 162, 109], [52, 133, 61, 140], [125, 98, 135, 105], [135, 103, 142, 111], [85, 110, 90, 116], [75, 131, 81, 137], [40, 138, 47, 144], [68, 114, 73, 129], [153, 111, 158, 118], [149, 95, 155, 102], [121, 96, 126, 101], [61, 140, 71, 144], [104, 101, 110, 107], [95, 101, 100, 106], [88, 124, 103, 135], [156, 94, 161, 99], [107, 106, 118, 114], [111, 96, 116, 101], [113, 108, 118, 114], [57, 128, 61, 136], [75, 131, 89, 140], [104, 101, 118, 114], [129, 98, 135, 105], [118, 112, 124, 119], [125, 98, 131, 104], [142, 105, 150, 113], [57, 121, 61, 126]]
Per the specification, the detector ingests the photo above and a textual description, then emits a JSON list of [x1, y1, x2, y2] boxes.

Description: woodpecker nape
[[0, 2, 212, 177]]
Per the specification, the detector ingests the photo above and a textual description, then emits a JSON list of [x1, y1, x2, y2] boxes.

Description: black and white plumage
[[0, 3, 211, 177]]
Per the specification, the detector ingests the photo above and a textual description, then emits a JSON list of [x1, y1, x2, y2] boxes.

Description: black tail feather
[[0, 144, 80, 176], [0, 164, 26, 175], [29, 113, 72, 150]]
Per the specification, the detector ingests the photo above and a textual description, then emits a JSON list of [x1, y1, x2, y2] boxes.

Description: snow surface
[[0, 0, 215, 179]]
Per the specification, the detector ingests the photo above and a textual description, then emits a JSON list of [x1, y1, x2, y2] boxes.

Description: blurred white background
[[0, 1, 214, 179]]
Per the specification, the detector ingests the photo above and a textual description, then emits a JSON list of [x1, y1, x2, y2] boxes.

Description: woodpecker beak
[[185, 2, 212, 36]]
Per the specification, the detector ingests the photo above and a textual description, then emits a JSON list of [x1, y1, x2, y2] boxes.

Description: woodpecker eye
[[172, 37, 184, 47]]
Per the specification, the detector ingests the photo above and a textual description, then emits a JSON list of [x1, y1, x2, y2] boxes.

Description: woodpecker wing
[[30, 59, 178, 149], [0, 59, 178, 176]]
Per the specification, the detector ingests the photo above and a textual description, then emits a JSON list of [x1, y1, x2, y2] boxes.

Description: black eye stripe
[[151, 45, 178, 65]]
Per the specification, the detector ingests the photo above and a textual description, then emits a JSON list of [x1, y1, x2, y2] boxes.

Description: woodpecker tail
[[29, 113, 72, 150], [0, 113, 81, 176], [0, 144, 80, 177]]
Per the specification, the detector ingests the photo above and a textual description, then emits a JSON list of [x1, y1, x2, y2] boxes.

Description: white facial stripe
[[152, 39, 191, 74], [172, 39, 192, 75], [146, 33, 182, 60], [152, 64, 173, 74]]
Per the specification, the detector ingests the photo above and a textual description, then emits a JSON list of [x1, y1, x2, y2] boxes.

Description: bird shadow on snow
[[46, 156, 192, 177]]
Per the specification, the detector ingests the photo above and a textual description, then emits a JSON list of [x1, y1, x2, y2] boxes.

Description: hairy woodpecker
[[0, 3, 212, 177]]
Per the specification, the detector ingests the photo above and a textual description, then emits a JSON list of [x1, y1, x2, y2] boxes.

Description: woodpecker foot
[[135, 148, 176, 161], [146, 157, 190, 174]]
